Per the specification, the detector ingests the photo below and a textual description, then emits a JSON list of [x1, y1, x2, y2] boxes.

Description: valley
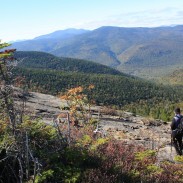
[[11, 25, 183, 79]]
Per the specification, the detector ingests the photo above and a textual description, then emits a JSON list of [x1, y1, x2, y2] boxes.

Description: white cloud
[[77, 7, 183, 29]]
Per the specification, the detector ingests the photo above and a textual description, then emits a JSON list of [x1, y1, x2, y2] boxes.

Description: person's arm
[[171, 117, 175, 130]]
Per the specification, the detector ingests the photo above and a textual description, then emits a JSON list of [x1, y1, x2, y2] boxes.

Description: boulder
[[157, 145, 177, 162]]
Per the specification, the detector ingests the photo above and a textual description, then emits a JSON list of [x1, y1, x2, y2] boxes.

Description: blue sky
[[1, 0, 183, 42]]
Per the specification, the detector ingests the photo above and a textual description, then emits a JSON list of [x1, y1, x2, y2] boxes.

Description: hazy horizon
[[1, 0, 183, 42]]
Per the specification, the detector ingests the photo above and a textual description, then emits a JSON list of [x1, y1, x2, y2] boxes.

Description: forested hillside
[[15, 51, 124, 75], [13, 67, 183, 120], [159, 68, 183, 86], [11, 50, 183, 120]]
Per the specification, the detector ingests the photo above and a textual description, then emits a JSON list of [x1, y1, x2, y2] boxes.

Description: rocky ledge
[[14, 88, 177, 162]]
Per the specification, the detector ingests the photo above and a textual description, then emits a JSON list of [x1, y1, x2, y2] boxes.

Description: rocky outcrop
[[100, 113, 170, 147], [14, 87, 67, 119], [13, 88, 176, 162]]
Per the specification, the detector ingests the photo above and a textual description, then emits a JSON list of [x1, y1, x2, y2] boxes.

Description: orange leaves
[[60, 86, 87, 101], [60, 85, 95, 101], [60, 86, 83, 100], [68, 86, 83, 94], [88, 84, 95, 90], [59, 85, 95, 123], [60, 95, 67, 100]]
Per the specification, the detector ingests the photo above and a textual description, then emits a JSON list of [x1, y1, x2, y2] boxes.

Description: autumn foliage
[[60, 85, 95, 123]]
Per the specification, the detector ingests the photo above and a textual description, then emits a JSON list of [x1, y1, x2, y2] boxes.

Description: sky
[[1, 0, 183, 42]]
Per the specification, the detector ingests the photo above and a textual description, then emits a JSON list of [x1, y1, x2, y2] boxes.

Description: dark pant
[[172, 131, 183, 155]]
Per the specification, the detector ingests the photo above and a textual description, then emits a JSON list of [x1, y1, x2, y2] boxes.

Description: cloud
[[77, 7, 183, 29]]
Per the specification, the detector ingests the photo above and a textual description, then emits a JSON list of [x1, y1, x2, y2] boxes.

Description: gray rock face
[[14, 88, 67, 120], [14, 88, 177, 162], [100, 114, 170, 146]]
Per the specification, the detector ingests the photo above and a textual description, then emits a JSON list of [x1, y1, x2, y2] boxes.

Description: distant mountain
[[11, 25, 183, 79], [34, 28, 90, 40], [11, 28, 90, 52], [14, 51, 125, 76]]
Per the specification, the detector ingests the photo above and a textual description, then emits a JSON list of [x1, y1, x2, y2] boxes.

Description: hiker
[[171, 107, 183, 155]]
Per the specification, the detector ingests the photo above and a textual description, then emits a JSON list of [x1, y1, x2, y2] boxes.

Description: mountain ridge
[[11, 25, 183, 79], [14, 51, 126, 76], [34, 28, 90, 40]]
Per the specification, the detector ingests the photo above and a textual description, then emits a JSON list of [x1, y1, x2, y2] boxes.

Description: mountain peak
[[34, 28, 90, 40]]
